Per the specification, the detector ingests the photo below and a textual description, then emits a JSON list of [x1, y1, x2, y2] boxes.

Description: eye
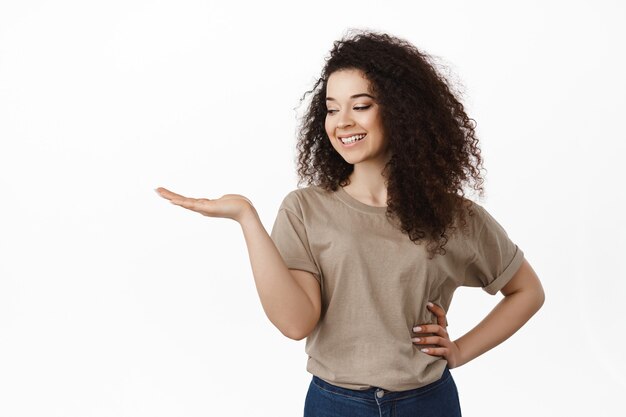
[[326, 105, 370, 115]]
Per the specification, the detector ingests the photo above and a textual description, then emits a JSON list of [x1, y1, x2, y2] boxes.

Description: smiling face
[[325, 68, 390, 166]]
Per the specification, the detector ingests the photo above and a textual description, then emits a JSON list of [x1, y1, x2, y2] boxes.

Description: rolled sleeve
[[463, 205, 525, 295]]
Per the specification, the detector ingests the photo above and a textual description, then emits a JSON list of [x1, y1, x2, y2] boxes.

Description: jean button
[[376, 389, 384, 398]]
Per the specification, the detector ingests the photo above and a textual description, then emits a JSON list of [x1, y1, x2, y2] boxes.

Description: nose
[[337, 111, 354, 129]]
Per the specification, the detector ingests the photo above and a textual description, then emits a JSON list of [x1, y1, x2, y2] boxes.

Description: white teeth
[[340, 134, 366, 144]]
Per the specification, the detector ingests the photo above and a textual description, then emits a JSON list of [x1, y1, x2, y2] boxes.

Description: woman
[[155, 29, 545, 416]]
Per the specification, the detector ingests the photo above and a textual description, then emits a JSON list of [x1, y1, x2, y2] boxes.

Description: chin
[[342, 156, 363, 165]]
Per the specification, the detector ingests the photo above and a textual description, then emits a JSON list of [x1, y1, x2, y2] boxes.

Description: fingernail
[[421, 348, 429, 352], [413, 326, 422, 332], [412, 337, 420, 342], [427, 302, 434, 307]]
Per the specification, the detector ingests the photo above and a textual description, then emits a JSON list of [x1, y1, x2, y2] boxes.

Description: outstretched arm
[[155, 187, 321, 340]]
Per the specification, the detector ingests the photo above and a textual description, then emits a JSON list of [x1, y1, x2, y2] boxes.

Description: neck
[[344, 158, 390, 207]]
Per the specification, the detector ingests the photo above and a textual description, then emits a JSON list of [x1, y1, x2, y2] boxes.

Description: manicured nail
[[421, 348, 429, 352], [427, 302, 434, 307], [412, 338, 420, 342], [413, 326, 422, 332]]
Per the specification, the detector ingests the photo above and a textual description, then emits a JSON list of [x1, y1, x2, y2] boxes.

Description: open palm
[[155, 187, 254, 222]]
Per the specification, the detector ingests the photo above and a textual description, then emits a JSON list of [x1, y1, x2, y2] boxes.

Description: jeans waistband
[[311, 366, 452, 403]]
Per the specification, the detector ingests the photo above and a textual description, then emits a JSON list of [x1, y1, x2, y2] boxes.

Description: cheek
[[370, 114, 383, 132], [324, 119, 333, 138], [357, 113, 375, 131]]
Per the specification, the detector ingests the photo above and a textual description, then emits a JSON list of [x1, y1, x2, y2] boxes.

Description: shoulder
[[278, 185, 334, 213], [453, 196, 491, 237], [458, 198, 517, 245], [464, 198, 487, 221]]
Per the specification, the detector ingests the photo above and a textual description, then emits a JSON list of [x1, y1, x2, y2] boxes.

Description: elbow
[[282, 326, 312, 341], [281, 315, 319, 341], [529, 263, 546, 311], [523, 277, 545, 314], [535, 283, 546, 311], [288, 333, 307, 342], [277, 297, 321, 341], [532, 271, 546, 311]]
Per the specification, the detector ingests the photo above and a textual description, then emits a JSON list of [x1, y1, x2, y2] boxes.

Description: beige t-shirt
[[270, 185, 524, 392]]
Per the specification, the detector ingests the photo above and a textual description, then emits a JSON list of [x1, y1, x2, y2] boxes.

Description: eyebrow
[[325, 93, 376, 101]]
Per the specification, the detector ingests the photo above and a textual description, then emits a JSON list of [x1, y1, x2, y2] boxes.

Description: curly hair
[[295, 29, 486, 259]]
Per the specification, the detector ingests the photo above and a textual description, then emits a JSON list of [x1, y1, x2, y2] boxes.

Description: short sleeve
[[270, 195, 321, 283], [463, 205, 525, 295]]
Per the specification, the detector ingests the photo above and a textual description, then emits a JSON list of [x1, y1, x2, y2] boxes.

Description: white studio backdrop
[[0, 1, 624, 416]]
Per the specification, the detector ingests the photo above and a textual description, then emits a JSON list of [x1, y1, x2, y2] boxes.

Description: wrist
[[453, 339, 471, 368], [237, 204, 259, 227]]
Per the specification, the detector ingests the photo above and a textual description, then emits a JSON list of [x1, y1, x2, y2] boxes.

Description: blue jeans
[[303, 366, 462, 417]]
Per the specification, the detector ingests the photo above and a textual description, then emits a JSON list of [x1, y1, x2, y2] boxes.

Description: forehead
[[326, 69, 372, 96]]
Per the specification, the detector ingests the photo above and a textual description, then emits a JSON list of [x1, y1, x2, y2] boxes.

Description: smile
[[339, 133, 366, 145]]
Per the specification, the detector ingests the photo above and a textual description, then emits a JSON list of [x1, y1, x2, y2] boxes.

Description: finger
[[427, 302, 449, 327], [173, 197, 217, 216], [418, 346, 448, 356], [155, 187, 188, 201], [412, 324, 449, 339], [170, 197, 200, 210], [411, 336, 451, 347]]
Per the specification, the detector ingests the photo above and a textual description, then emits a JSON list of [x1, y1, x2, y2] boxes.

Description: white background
[[1, 1, 624, 416]]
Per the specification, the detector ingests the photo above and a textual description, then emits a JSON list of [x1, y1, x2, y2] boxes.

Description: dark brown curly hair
[[295, 29, 486, 259]]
